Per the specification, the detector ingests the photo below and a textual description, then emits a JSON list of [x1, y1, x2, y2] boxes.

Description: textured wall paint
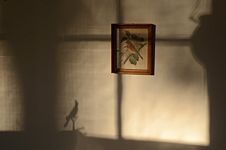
[[0, 41, 24, 130], [56, 0, 210, 146], [122, 43, 208, 145], [121, 0, 211, 38], [57, 41, 117, 139], [56, 40, 209, 145], [0, 0, 210, 147], [58, 0, 117, 36]]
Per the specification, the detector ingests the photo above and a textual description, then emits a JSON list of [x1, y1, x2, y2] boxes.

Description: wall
[[1, 0, 225, 150], [56, 0, 209, 146]]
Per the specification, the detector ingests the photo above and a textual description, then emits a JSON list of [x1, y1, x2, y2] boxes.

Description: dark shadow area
[[0, 0, 81, 149], [0, 131, 78, 150], [63, 34, 111, 41], [0, 131, 207, 150], [117, 75, 123, 139], [116, 0, 123, 140], [191, 0, 226, 149], [82, 137, 207, 150]]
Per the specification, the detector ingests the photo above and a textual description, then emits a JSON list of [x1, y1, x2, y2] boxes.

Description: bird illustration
[[120, 30, 147, 65], [64, 100, 79, 131], [123, 40, 143, 59]]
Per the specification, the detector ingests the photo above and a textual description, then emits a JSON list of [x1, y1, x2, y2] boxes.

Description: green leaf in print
[[129, 56, 137, 65]]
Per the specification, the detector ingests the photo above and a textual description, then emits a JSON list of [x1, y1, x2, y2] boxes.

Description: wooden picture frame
[[111, 24, 156, 75]]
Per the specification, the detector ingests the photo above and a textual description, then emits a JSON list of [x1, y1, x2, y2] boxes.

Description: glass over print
[[111, 24, 155, 75]]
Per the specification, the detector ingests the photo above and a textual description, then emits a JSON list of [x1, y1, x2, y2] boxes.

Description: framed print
[[111, 24, 156, 75]]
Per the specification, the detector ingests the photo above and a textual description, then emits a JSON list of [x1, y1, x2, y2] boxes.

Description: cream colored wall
[[0, 41, 24, 130], [0, 0, 210, 146], [57, 0, 210, 146]]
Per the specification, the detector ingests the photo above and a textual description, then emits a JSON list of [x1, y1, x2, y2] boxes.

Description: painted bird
[[124, 40, 143, 60]]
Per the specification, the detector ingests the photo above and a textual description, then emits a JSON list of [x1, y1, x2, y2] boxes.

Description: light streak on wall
[[0, 41, 24, 131]]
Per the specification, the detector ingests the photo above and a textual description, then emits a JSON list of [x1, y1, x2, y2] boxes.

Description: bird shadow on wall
[[191, 0, 226, 149]]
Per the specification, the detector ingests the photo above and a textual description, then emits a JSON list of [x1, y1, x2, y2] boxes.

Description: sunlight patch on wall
[[122, 43, 209, 146], [0, 41, 24, 131], [56, 0, 210, 145], [57, 41, 117, 139], [56, 41, 209, 146]]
